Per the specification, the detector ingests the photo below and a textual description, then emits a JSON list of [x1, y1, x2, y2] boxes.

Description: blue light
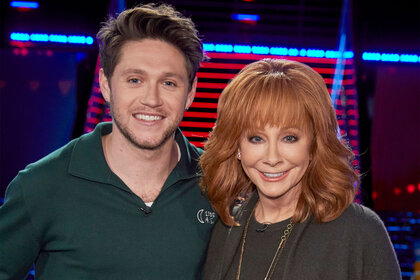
[[234, 45, 251, 54], [363, 52, 419, 63], [85, 36, 94, 45], [381, 53, 400, 62], [252, 46, 269, 55], [49, 34, 67, 43], [10, 1, 39, 8], [400, 54, 419, 62], [307, 49, 325, 58], [324, 50, 353, 59], [76, 52, 88, 62], [203, 43, 215, 52], [68, 35, 86, 44], [30, 33, 48, 42], [215, 44, 233, 53], [270, 47, 288, 55], [386, 226, 411, 232], [393, 244, 410, 250], [8, 33, 420, 63], [288, 48, 299, 56], [10, 32, 95, 45], [362, 52, 381, 61], [344, 51, 354, 58], [10, 32, 30, 41], [232, 14, 260, 21], [325, 50, 339, 58]]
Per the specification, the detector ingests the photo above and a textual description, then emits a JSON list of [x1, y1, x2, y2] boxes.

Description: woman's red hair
[[200, 59, 358, 226]]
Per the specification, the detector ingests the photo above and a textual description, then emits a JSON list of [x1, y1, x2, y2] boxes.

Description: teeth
[[135, 114, 162, 121], [263, 172, 285, 178]]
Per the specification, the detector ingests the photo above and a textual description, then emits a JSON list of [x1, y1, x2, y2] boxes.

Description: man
[[0, 4, 215, 279]]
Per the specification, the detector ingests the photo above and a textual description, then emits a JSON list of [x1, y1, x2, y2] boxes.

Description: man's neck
[[101, 130, 179, 201]]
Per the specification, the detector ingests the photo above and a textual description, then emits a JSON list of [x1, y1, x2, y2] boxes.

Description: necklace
[[236, 202, 294, 280]]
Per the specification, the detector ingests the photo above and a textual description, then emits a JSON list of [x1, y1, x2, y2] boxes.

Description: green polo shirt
[[0, 123, 215, 279]]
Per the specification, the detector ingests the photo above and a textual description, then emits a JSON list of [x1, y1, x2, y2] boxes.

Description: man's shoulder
[[5, 137, 84, 205], [20, 126, 103, 178], [20, 137, 79, 177], [13, 129, 99, 191]]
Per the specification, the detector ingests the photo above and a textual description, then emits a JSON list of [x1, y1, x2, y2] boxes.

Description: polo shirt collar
[[68, 122, 200, 187]]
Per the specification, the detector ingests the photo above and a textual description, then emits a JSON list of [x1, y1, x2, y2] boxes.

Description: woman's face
[[238, 125, 312, 207]]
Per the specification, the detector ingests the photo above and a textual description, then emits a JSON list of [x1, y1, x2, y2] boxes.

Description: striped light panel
[[84, 52, 359, 169], [180, 52, 359, 169]]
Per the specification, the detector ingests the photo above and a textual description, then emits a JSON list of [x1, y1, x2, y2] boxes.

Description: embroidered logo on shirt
[[196, 209, 216, 224]]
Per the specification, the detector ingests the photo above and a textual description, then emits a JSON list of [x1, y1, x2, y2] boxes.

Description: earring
[[237, 151, 241, 160]]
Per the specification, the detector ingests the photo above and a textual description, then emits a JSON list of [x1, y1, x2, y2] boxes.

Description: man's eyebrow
[[162, 72, 184, 80], [120, 69, 184, 80], [121, 68, 146, 75]]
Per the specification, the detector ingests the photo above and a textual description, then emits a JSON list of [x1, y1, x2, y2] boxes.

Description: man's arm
[[0, 177, 40, 279]]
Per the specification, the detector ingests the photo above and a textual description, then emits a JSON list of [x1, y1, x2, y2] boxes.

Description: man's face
[[99, 39, 196, 150]]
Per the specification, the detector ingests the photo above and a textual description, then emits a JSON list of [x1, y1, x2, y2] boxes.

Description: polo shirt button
[[140, 207, 152, 216]]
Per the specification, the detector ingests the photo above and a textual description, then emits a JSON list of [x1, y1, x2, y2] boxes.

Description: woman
[[200, 59, 401, 280]]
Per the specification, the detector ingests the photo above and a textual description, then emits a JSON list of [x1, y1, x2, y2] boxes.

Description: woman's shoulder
[[338, 203, 388, 235]]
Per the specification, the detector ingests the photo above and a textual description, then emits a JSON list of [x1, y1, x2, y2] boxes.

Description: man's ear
[[99, 68, 111, 102], [185, 77, 197, 110]]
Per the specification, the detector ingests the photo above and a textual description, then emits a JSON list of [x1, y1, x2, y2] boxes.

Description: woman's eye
[[249, 136, 263, 143], [284, 135, 298, 143]]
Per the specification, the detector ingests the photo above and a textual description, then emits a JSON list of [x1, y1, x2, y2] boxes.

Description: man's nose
[[140, 84, 163, 107]]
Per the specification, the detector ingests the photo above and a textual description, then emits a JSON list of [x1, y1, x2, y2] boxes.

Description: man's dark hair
[[97, 3, 204, 88]]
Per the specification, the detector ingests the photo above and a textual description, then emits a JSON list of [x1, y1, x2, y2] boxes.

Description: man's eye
[[284, 135, 298, 143], [128, 78, 140, 84], [163, 81, 176, 87], [249, 136, 263, 143]]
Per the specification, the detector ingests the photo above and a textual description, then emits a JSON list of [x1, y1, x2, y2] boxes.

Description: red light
[[393, 187, 401, 195], [347, 109, 358, 116], [407, 184, 416, 193], [350, 140, 359, 146], [10, 41, 34, 48], [336, 109, 344, 116], [348, 120, 357, 126], [238, 19, 257, 26], [189, 102, 218, 109], [17, 7, 32, 12], [349, 129, 358, 136], [180, 121, 215, 128], [372, 191, 378, 200], [347, 99, 357, 106], [418, 183, 420, 191]]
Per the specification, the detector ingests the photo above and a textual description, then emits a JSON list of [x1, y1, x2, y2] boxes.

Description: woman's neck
[[254, 196, 297, 224]]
